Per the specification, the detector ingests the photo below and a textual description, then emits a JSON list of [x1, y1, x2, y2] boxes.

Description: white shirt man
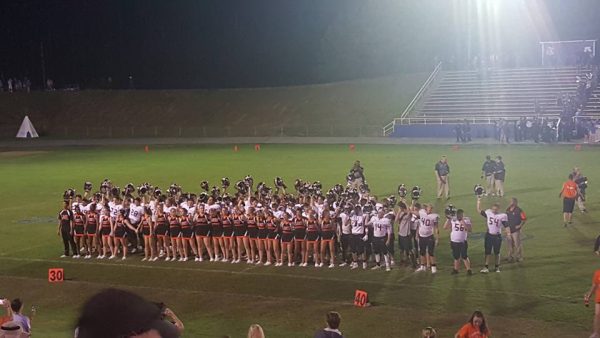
[[416, 206, 439, 273], [367, 210, 393, 271], [477, 199, 508, 273]]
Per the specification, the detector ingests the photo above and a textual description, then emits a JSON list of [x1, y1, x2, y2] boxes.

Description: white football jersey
[[339, 212, 351, 234], [129, 205, 144, 223], [108, 201, 122, 219], [484, 210, 508, 235], [418, 211, 439, 237], [450, 217, 471, 243], [369, 216, 392, 238], [350, 213, 365, 235]]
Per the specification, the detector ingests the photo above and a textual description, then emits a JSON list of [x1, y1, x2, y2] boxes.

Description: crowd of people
[[0, 77, 31, 93]]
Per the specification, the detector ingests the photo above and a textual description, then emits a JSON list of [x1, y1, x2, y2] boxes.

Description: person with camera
[[505, 198, 527, 263], [559, 174, 579, 227], [58, 200, 78, 258], [415, 204, 439, 274], [434, 156, 450, 199], [444, 208, 473, 275], [477, 198, 508, 273], [481, 155, 496, 196]]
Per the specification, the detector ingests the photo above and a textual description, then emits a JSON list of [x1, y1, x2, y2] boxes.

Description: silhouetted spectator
[[314, 311, 343, 338]]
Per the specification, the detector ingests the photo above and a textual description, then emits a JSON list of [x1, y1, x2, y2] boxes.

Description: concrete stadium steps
[[413, 66, 600, 118]]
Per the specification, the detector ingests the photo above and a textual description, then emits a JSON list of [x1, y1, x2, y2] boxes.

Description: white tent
[[16, 115, 39, 138]]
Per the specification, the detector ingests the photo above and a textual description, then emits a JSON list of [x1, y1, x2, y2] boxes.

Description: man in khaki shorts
[[505, 197, 526, 262], [435, 156, 450, 199]]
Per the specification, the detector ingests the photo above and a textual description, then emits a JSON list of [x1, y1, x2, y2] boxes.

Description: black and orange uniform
[[281, 219, 294, 243], [114, 218, 127, 239], [210, 215, 223, 237], [257, 218, 268, 240], [233, 214, 247, 237], [306, 219, 320, 242], [140, 215, 152, 237], [222, 215, 233, 237], [180, 215, 193, 239], [155, 214, 169, 238], [73, 212, 86, 238], [267, 217, 279, 240], [58, 208, 77, 256], [194, 213, 210, 238], [293, 216, 306, 241], [99, 214, 111, 237], [85, 212, 99, 237], [246, 216, 259, 239], [320, 218, 335, 242], [168, 215, 181, 239]]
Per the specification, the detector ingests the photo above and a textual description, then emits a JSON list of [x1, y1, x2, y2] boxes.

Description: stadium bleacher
[[415, 66, 600, 119]]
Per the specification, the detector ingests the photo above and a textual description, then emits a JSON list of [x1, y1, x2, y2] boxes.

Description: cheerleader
[[209, 208, 225, 262], [292, 209, 307, 266], [245, 208, 259, 264], [232, 207, 248, 263], [139, 208, 156, 261], [84, 204, 99, 259], [72, 206, 86, 258], [112, 210, 136, 260], [167, 208, 183, 261], [180, 208, 197, 261], [305, 210, 321, 267], [266, 211, 281, 266], [98, 207, 113, 259], [280, 215, 295, 266], [256, 210, 269, 265], [194, 205, 214, 262], [221, 207, 234, 262], [320, 212, 336, 268], [154, 206, 171, 261]]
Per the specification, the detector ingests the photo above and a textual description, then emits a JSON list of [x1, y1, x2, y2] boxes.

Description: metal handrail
[[391, 113, 600, 126], [382, 62, 443, 136]]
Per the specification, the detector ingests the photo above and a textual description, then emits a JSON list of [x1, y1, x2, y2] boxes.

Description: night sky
[[1, 0, 599, 89]]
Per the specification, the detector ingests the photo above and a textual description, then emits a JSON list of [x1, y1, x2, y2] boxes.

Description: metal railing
[[382, 62, 443, 136]]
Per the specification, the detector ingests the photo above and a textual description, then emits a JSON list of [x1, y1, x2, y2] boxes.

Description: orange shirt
[[456, 323, 490, 338], [593, 270, 600, 303], [561, 181, 578, 199]]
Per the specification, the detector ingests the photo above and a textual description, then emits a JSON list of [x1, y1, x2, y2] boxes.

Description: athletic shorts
[[258, 229, 269, 239], [234, 227, 247, 237], [398, 235, 412, 252], [306, 231, 319, 242], [181, 227, 193, 239], [350, 234, 365, 254], [563, 198, 575, 213], [341, 233, 351, 249], [195, 225, 211, 237], [114, 227, 127, 239], [321, 231, 335, 241], [484, 233, 502, 255], [450, 241, 468, 260], [247, 227, 258, 239], [418, 235, 435, 257], [293, 229, 306, 241], [373, 237, 388, 255], [281, 233, 294, 243]]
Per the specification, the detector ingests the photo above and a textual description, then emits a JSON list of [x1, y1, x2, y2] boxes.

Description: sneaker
[[60, 254, 67, 258], [302, 263, 308, 267], [122, 256, 127, 260], [329, 263, 335, 268], [415, 265, 426, 272], [288, 262, 293, 267], [350, 263, 358, 270], [338, 262, 348, 267], [108, 255, 116, 260], [97, 255, 103, 259], [210, 258, 216, 262], [73, 255, 80, 259], [221, 258, 228, 262], [371, 265, 381, 270], [495, 267, 501, 273], [451, 269, 458, 275], [131, 248, 137, 254], [198, 257, 204, 262], [264, 261, 272, 266], [182, 257, 188, 262], [151, 257, 158, 261], [142, 257, 147, 261], [431, 266, 437, 274], [467, 269, 473, 276], [385, 266, 391, 272], [362, 262, 367, 270], [165, 257, 171, 261], [480, 267, 489, 273], [194, 257, 199, 262], [315, 263, 320, 268]]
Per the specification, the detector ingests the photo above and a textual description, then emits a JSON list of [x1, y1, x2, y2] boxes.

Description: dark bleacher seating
[[414, 67, 600, 118]]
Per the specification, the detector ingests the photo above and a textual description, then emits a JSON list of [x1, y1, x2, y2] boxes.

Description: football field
[[0, 143, 598, 337]]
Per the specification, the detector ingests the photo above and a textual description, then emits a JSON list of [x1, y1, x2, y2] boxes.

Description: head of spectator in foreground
[[468, 310, 488, 334], [9, 300, 22, 315], [247, 324, 265, 338], [75, 288, 180, 338], [421, 326, 436, 338], [326, 311, 341, 330]]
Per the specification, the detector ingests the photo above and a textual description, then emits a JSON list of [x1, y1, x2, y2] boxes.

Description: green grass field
[[0, 143, 599, 337]]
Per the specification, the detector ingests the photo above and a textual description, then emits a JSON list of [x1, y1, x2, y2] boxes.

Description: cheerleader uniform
[[114, 219, 127, 239], [86, 213, 98, 237], [168, 215, 181, 239], [73, 213, 86, 238], [155, 215, 169, 238], [233, 215, 247, 237], [281, 221, 294, 243], [140, 216, 152, 238], [267, 218, 279, 240], [222, 216, 233, 237], [194, 214, 211, 238], [246, 217, 259, 239], [320, 219, 335, 242], [306, 219, 319, 243], [100, 215, 111, 237], [257, 219, 268, 240], [293, 217, 306, 242], [210, 216, 223, 237], [181, 216, 193, 239]]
